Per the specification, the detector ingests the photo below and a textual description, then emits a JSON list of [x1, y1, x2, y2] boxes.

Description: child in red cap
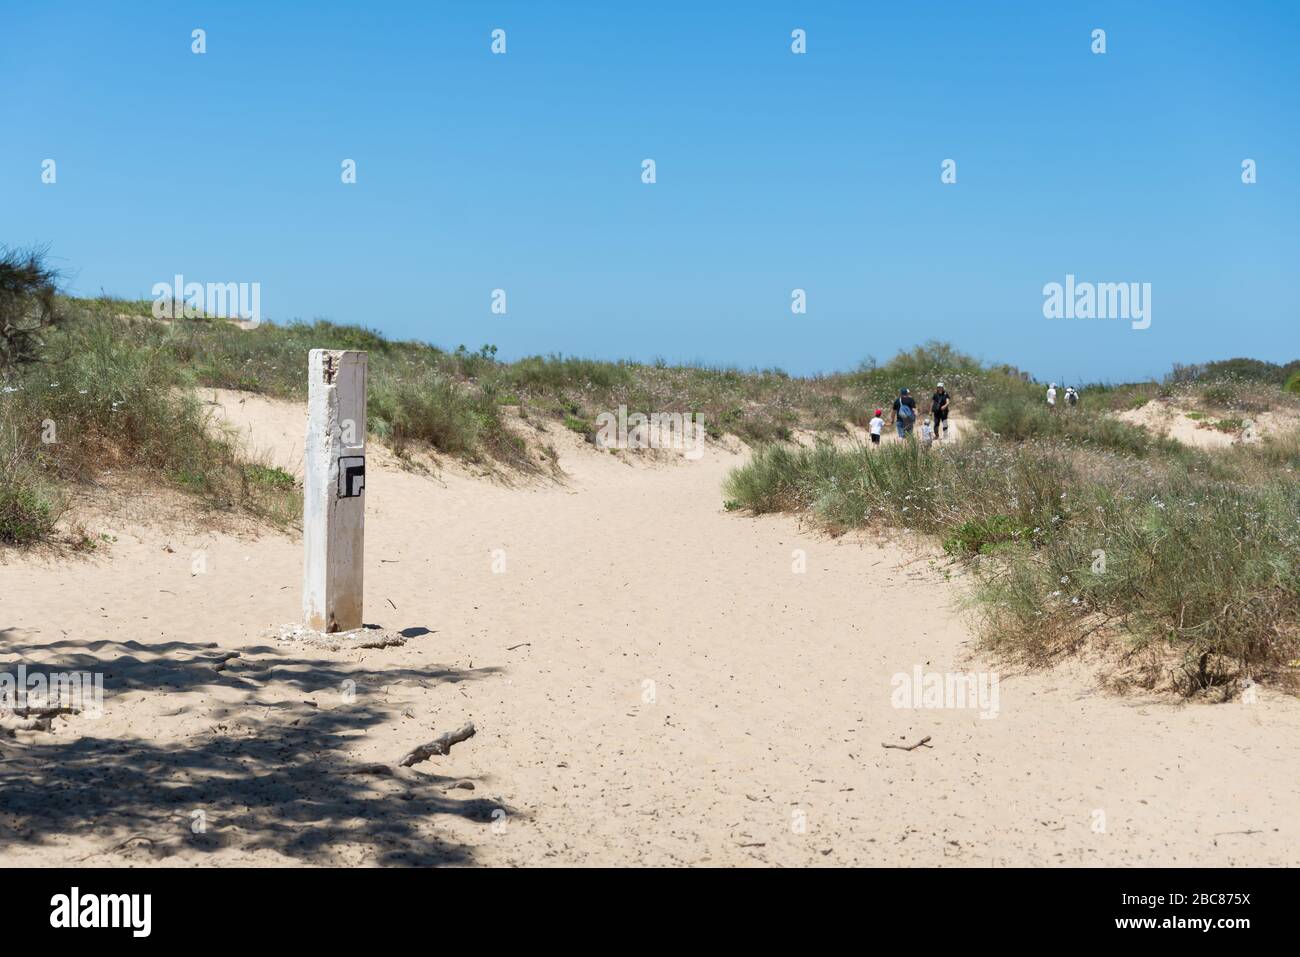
[[869, 408, 885, 446]]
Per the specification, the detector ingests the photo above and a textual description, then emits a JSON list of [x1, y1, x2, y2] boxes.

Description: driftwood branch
[[399, 722, 476, 767], [357, 635, 407, 650], [882, 735, 932, 751], [0, 712, 53, 734]]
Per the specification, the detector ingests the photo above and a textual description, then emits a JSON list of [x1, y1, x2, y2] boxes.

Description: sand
[[1, 391, 1298, 867], [1116, 399, 1299, 449]]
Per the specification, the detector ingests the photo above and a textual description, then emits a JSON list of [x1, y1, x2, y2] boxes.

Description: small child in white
[[869, 408, 884, 446], [920, 419, 935, 446]]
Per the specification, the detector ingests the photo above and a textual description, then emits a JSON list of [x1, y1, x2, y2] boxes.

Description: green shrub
[[370, 373, 484, 456], [725, 435, 1300, 690], [0, 308, 302, 544], [978, 396, 1053, 440], [1201, 382, 1237, 406], [1172, 358, 1297, 386], [562, 414, 590, 435], [242, 463, 296, 490], [943, 515, 1035, 555], [503, 355, 633, 393], [0, 479, 61, 544], [0, 246, 62, 372], [977, 393, 1168, 457]]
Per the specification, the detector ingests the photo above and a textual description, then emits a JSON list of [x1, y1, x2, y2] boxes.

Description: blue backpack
[[897, 399, 916, 422]]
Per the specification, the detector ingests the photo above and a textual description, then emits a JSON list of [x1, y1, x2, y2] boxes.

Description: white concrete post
[[303, 349, 367, 632]]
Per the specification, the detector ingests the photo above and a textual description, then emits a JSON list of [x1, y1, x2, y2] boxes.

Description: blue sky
[[3, 1, 1297, 382]]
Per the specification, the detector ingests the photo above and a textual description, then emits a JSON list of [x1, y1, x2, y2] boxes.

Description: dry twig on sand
[[0, 712, 53, 735], [358, 634, 407, 649], [399, 723, 477, 767], [344, 723, 479, 777], [881, 735, 932, 751]]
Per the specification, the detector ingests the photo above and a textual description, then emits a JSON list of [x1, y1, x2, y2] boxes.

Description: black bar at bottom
[[0, 866, 1284, 942]]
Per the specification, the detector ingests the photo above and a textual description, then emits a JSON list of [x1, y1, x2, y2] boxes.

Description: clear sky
[[3, 1, 1297, 382]]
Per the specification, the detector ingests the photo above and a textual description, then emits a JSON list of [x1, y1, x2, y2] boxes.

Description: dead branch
[[399, 722, 477, 767], [7, 705, 80, 717], [357, 635, 407, 649], [0, 713, 52, 733], [882, 735, 932, 751]]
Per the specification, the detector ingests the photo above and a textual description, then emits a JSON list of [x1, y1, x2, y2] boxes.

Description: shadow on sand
[[0, 629, 513, 866]]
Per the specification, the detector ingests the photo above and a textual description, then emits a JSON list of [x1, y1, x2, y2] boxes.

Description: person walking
[[931, 381, 951, 439], [1046, 382, 1058, 409], [869, 408, 885, 446], [891, 388, 917, 439]]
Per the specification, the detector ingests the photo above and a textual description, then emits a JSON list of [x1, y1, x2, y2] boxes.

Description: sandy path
[[1, 392, 1297, 866]]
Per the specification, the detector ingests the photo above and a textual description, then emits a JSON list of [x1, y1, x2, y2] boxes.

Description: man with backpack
[[891, 387, 918, 439]]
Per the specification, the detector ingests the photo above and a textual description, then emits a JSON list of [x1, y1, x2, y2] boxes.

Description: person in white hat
[[930, 382, 951, 439]]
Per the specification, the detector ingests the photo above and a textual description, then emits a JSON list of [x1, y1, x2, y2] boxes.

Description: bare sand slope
[[2, 392, 1298, 867], [1116, 400, 1299, 449]]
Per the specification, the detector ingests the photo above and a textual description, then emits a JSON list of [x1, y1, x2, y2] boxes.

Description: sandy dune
[[2, 391, 1298, 866], [1116, 399, 1299, 449]]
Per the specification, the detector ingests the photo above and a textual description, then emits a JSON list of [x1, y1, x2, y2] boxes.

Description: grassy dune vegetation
[[0, 283, 915, 543], [0, 309, 304, 545], [725, 368, 1300, 696], [3, 277, 1026, 547], [110, 298, 863, 448], [5, 251, 1299, 699]]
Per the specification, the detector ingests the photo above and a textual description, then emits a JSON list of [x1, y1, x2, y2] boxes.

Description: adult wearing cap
[[931, 382, 951, 439], [891, 387, 917, 439]]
